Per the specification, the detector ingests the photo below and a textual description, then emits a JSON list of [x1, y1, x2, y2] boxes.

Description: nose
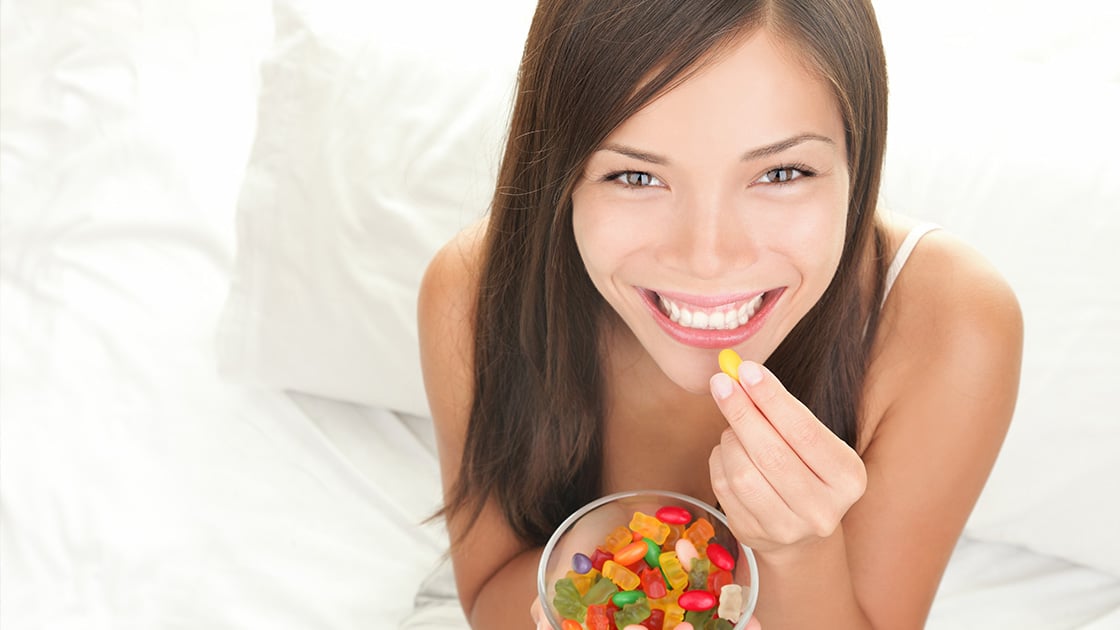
[[660, 191, 757, 280]]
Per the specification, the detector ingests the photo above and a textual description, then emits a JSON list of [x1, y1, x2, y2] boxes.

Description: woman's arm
[[709, 230, 1022, 629], [417, 223, 542, 628], [843, 230, 1023, 627]]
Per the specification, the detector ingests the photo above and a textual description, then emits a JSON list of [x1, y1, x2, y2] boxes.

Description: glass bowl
[[537, 490, 758, 629]]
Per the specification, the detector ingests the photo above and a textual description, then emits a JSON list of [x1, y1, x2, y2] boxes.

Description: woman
[[417, 0, 1023, 627]]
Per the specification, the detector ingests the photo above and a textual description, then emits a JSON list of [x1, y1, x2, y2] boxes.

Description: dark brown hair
[[445, 0, 890, 547]]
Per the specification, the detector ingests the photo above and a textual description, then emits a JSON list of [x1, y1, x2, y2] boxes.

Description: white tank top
[[881, 222, 941, 307]]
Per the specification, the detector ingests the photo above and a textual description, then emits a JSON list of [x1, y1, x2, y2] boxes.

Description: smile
[[657, 293, 765, 330], [639, 287, 783, 349]]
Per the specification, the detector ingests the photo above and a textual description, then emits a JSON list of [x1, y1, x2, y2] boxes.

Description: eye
[[757, 165, 814, 185], [608, 171, 663, 188]]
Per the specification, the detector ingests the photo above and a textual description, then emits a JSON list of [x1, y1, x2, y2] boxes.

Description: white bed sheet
[[2, 1, 1119, 629]]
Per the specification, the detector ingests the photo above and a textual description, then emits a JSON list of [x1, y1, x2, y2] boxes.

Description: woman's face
[[572, 29, 850, 395]]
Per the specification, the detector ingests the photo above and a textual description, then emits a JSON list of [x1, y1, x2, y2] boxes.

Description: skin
[[418, 28, 1022, 630]]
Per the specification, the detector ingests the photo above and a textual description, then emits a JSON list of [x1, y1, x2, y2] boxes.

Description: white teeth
[[710, 311, 725, 329], [656, 293, 766, 331]]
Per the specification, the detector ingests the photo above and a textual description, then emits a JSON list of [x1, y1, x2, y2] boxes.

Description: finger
[[710, 372, 821, 503], [735, 361, 859, 480], [709, 430, 792, 534], [745, 615, 762, 630]]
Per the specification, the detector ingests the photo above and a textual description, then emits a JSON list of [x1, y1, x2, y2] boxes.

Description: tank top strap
[[881, 222, 941, 307]]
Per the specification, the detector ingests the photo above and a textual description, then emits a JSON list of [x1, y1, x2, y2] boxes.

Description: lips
[[639, 287, 783, 349]]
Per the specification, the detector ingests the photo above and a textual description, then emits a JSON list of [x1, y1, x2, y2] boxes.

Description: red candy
[[586, 604, 610, 630], [706, 542, 735, 571], [643, 608, 666, 629], [707, 568, 733, 595], [655, 506, 692, 525], [678, 589, 717, 611], [640, 567, 668, 599], [589, 547, 613, 572]]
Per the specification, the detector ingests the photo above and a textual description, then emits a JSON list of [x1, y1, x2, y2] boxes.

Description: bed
[[2, 1, 1118, 628]]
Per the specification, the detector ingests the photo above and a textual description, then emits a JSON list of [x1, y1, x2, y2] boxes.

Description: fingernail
[[738, 361, 763, 386], [711, 372, 734, 400]]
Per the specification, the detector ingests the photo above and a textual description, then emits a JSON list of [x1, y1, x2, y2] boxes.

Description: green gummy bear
[[613, 599, 651, 628], [684, 607, 716, 627], [552, 578, 586, 622], [688, 557, 711, 591], [581, 576, 619, 606]]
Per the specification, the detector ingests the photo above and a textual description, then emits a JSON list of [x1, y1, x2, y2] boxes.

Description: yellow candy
[[602, 560, 641, 591], [603, 525, 633, 553], [629, 511, 670, 545], [566, 568, 600, 595], [661, 599, 686, 629], [658, 551, 690, 591], [718, 348, 742, 380]]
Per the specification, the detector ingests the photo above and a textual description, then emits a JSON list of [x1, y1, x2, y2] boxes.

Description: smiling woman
[[416, 0, 1022, 628]]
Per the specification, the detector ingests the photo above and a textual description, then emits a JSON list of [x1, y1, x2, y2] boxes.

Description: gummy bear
[[582, 575, 620, 606], [553, 577, 587, 623], [614, 598, 653, 628], [688, 558, 711, 592]]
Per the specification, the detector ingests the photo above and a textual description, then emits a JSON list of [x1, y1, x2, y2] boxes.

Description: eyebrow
[[599, 133, 836, 165]]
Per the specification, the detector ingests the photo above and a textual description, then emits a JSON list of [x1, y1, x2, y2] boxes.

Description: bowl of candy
[[537, 490, 758, 630]]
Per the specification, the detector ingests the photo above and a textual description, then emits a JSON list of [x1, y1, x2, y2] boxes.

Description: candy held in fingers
[[718, 348, 743, 380]]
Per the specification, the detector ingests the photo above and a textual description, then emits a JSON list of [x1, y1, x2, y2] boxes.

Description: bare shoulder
[[417, 217, 488, 432], [864, 220, 1024, 443], [843, 219, 1024, 626], [882, 223, 1022, 382]]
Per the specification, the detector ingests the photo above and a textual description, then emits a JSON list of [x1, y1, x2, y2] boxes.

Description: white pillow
[[218, 1, 537, 416], [878, 13, 1120, 575]]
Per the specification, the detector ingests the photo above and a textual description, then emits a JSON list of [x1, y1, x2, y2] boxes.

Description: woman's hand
[[530, 596, 549, 630], [708, 360, 867, 556]]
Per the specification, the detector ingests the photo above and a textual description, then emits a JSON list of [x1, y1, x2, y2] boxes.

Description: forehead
[[605, 29, 844, 155]]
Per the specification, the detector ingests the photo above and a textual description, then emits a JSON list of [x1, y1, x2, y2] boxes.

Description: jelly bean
[[612, 589, 645, 607], [615, 599, 652, 628], [553, 578, 587, 622], [562, 620, 582, 630], [674, 539, 699, 571], [573, 552, 593, 574], [718, 584, 744, 623], [630, 511, 671, 545], [586, 604, 611, 630], [590, 547, 613, 572], [582, 576, 619, 605], [614, 540, 649, 566], [640, 537, 661, 568], [658, 551, 690, 591], [705, 542, 735, 572], [718, 348, 742, 380], [655, 505, 692, 525], [640, 567, 668, 600], [606, 525, 635, 553], [684, 517, 715, 552], [678, 589, 717, 612], [675, 623, 695, 630], [603, 560, 642, 591]]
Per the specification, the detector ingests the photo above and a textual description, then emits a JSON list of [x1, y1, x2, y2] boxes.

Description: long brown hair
[[444, 0, 890, 547]]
